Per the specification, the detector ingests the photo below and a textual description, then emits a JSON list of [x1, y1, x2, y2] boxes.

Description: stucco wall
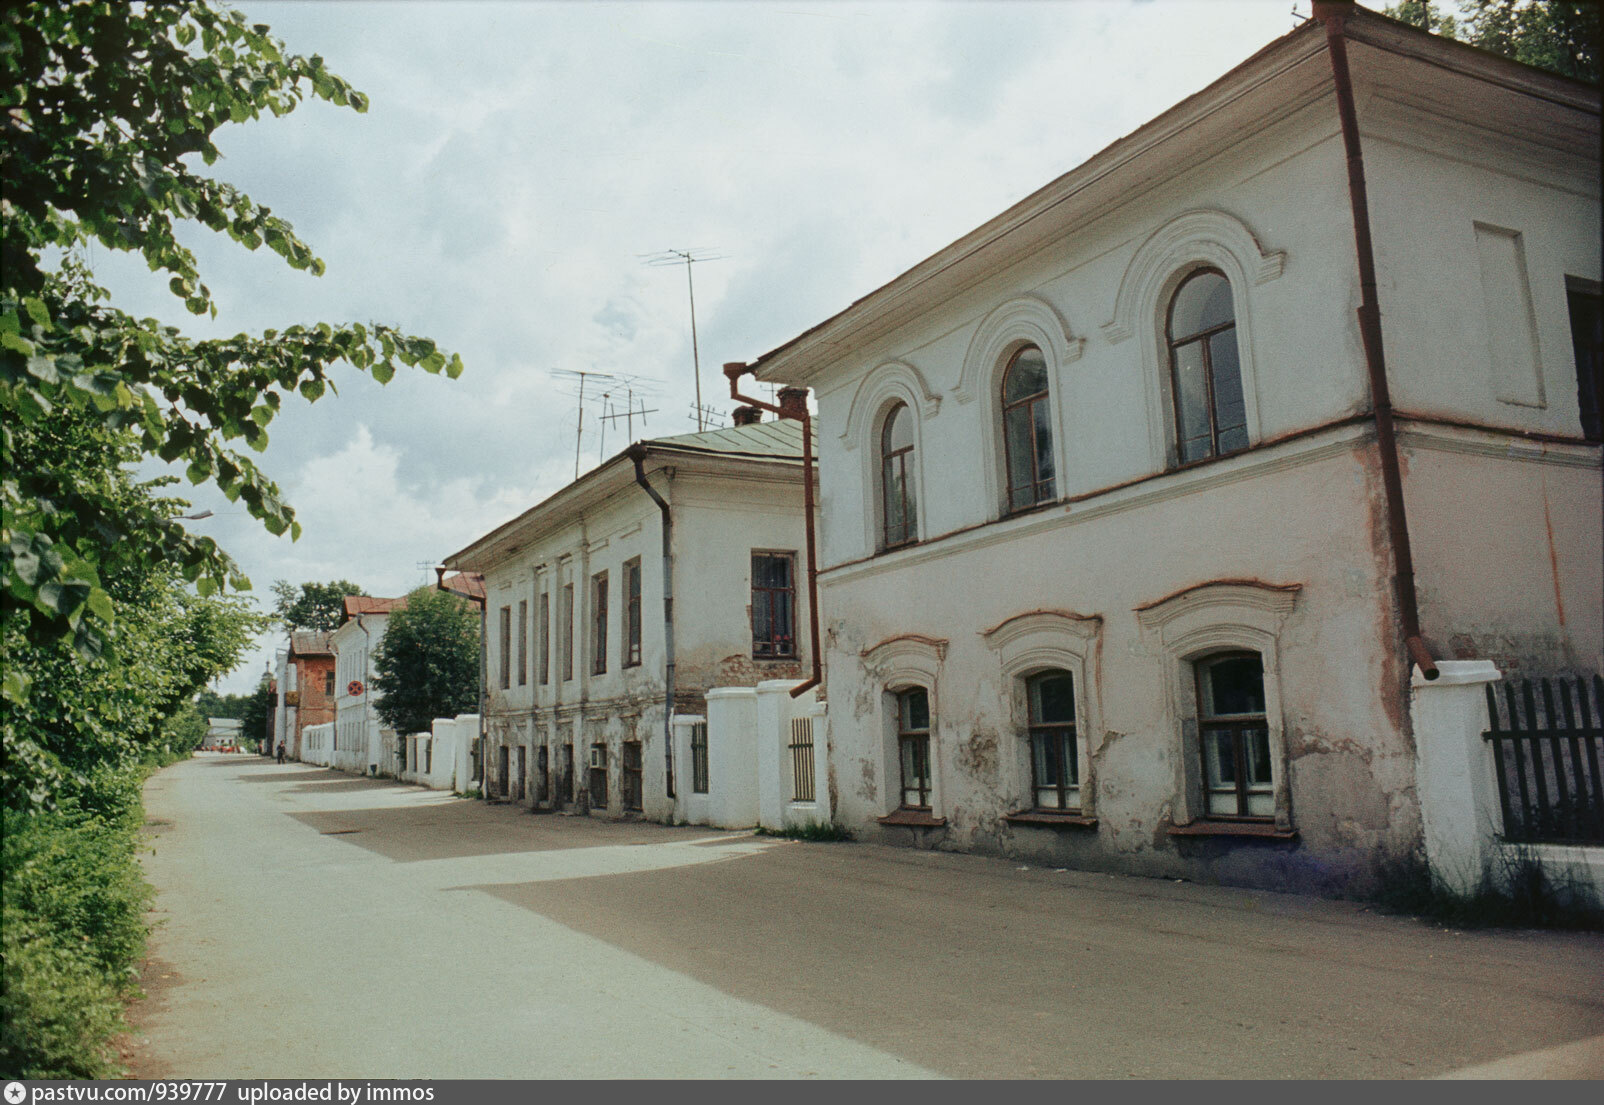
[[475, 451, 813, 823], [786, 66, 1597, 892]]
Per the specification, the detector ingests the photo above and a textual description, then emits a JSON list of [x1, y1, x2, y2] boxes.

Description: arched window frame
[[879, 401, 918, 551], [1166, 267, 1249, 465], [1102, 210, 1285, 471], [839, 361, 939, 555], [957, 296, 1084, 520], [999, 345, 1057, 513]]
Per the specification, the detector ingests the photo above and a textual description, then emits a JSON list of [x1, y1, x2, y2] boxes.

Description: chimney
[[731, 405, 763, 427], [777, 386, 809, 421]]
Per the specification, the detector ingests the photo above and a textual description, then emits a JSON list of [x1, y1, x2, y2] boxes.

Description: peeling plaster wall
[[475, 463, 812, 823], [797, 66, 1596, 893]]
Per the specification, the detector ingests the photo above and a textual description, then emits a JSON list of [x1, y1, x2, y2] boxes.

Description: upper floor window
[[537, 591, 550, 686], [1196, 652, 1272, 820], [1167, 269, 1247, 464], [516, 599, 529, 686], [752, 551, 797, 659], [498, 605, 512, 690], [1002, 344, 1055, 512], [591, 572, 609, 676], [560, 583, 574, 682], [1026, 671, 1079, 812], [880, 402, 918, 549], [623, 558, 643, 667]]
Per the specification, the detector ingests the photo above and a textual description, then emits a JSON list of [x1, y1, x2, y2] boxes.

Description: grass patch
[[754, 819, 854, 843], [1, 770, 157, 1078], [1372, 847, 1604, 931]]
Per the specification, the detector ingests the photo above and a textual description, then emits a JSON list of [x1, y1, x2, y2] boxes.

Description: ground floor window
[[622, 741, 642, 811], [1197, 652, 1273, 820], [1027, 671, 1079, 811], [897, 687, 932, 809], [589, 743, 608, 809]]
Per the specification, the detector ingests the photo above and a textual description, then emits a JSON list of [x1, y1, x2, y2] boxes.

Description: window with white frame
[[1026, 671, 1079, 812], [895, 687, 932, 810], [1134, 580, 1298, 833]]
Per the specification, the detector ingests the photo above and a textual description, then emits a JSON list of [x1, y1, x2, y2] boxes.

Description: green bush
[[0, 786, 154, 1078], [754, 819, 855, 843]]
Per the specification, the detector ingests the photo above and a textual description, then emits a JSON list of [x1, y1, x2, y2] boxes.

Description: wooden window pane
[[1170, 270, 1233, 337]]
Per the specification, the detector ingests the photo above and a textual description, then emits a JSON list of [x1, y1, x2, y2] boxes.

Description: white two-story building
[[738, 4, 1600, 892], [443, 410, 817, 821]]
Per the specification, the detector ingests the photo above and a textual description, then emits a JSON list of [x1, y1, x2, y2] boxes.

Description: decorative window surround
[[1134, 580, 1300, 833], [983, 610, 1103, 819], [956, 296, 1084, 520], [1101, 209, 1284, 469], [862, 633, 947, 821]]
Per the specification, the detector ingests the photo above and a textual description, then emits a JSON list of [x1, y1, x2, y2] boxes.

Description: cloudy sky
[[98, 0, 1307, 692]]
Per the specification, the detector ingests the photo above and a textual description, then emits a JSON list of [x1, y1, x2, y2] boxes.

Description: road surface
[[127, 753, 1604, 1078]]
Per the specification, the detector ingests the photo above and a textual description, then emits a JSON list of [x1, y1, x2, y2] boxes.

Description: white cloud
[[94, 1, 1302, 691]]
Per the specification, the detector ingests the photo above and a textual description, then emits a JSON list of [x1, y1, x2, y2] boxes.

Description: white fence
[[672, 680, 831, 830]]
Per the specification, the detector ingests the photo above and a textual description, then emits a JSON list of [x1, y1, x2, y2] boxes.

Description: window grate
[[789, 717, 816, 802]]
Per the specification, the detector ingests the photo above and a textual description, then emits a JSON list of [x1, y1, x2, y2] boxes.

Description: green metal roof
[[648, 417, 812, 459]]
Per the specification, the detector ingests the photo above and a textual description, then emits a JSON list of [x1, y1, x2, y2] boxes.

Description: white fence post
[[1411, 660, 1503, 894]]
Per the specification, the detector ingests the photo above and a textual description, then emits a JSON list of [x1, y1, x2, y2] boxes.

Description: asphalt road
[[128, 753, 1604, 1079]]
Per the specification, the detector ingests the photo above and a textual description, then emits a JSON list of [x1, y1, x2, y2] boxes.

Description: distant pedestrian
[[275, 742, 286, 765]]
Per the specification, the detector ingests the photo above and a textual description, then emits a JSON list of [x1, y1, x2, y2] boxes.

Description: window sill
[[1166, 821, 1297, 840], [1004, 810, 1098, 829], [878, 809, 947, 828]]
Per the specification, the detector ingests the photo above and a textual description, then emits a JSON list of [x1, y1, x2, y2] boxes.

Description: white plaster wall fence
[[1412, 661, 1604, 898], [754, 681, 832, 831], [698, 689, 759, 828], [671, 714, 711, 825], [300, 722, 333, 767], [396, 716, 469, 791]]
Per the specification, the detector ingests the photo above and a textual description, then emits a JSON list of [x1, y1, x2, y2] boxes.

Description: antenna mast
[[642, 248, 726, 431]]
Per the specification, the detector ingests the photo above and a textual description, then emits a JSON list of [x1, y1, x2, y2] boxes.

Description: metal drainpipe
[[723, 362, 823, 699], [437, 567, 489, 785], [628, 445, 678, 804], [1314, 0, 1438, 681]]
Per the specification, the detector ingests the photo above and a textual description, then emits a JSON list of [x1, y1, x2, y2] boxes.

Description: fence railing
[[691, 721, 709, 794], [789, 716, 816, 803], [1484, 674, 1604, 845]]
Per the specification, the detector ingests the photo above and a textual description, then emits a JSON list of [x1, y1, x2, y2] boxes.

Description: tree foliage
[[373, 587, 480, 736], [270, 578, 366, 633], [1, 0, 463, 676], [1383, 0, 1598, 81], [238, 671, 275, 752]]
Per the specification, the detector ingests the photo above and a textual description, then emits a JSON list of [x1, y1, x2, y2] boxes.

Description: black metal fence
[[1484, 674, 1604, 845], [789, 717, 816, 802]]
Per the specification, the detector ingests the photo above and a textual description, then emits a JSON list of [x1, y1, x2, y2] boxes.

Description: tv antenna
[[598, 374, 662, 446], [688, 401, 725, 430], [641, 248, 726, 431], [550, 368, 618, 478]]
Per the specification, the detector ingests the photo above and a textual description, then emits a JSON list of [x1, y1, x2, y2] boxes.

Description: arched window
[[1167, 269, 1248, 464], [896, 687, 932, 810], [880, 402, 917, 549], [1001, 345, 1055, 512], [1196, 652, 1272, 820], [1026, 670, 1079, 811]]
